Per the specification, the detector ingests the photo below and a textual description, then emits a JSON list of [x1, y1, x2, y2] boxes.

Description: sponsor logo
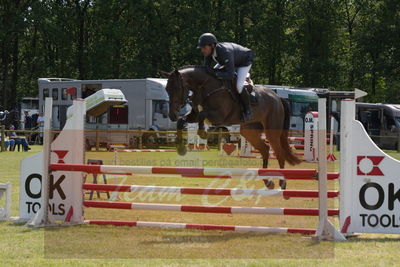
[[357, 156, 384, 176]]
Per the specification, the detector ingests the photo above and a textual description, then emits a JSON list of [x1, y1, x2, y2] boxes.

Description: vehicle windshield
[[288, 94, 318, 116], [291, 101, 318, 116]]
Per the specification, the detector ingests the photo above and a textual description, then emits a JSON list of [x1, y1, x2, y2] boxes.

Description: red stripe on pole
[[51, 163, 102, 173], [180, 188, 232, 195], [83, 184, 132, 192], [258, 168, 317, 178], [186, 223, 236, 231], [181, 205, 232, 213], [84, 201, 132, 209], [152, 167, 204, 177], [98, 172, 133, 176], [282, 190, 339, 198], [88, 220, 138, 227], [327, 172, 340, 179], [287, 228, 316, 234], [283, 208, 339, 216], [181, 174, 231, 179]]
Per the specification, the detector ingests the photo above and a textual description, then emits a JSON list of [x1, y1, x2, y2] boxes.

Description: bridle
[[174, 68, 226, 111]]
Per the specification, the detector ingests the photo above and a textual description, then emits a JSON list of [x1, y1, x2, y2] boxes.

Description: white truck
[[37, 78, 175, 149], [265, 85, 319, 131]]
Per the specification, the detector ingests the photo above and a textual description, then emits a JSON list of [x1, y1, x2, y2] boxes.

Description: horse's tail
[[280, 98, 302, 165]]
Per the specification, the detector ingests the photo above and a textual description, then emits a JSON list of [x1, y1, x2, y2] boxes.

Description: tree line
[[1, 0, 399, 109]]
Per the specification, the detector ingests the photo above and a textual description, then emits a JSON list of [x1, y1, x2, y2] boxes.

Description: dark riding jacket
[[204, 42, 255, 80]]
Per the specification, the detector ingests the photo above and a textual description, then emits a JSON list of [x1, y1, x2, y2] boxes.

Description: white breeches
[[236, 65, 252, 93]]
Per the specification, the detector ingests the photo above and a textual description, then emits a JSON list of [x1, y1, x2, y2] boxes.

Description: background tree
[[0, 0, 399, 109]]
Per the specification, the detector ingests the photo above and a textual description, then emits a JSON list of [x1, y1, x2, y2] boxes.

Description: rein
[[197, 76, 225, 100]]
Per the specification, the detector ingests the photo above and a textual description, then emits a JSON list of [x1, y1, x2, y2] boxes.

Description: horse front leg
[[176, 117, 188, 155]]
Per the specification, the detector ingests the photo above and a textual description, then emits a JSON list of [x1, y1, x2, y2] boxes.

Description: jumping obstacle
[[20, 94, 345, 241], [20, 89, 400, 239], [48, 159, 340, 235]]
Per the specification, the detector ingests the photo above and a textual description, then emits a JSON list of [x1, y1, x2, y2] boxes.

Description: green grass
[[1, 146, 400, 266]]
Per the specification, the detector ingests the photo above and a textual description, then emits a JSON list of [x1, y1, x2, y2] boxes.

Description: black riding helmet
[[197, 33, 218, 48]]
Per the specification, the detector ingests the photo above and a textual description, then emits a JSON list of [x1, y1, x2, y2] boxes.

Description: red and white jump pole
[[83, 200, 339, 216], [86, 220, 317, 234], [83, 184, 339, 198]]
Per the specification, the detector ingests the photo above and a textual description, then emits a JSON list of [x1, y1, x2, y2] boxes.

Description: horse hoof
[[264, 180, 275, 189], [279, 180, 290, 199], [279, 180, 287, 190], [177, 144, 187, 156]]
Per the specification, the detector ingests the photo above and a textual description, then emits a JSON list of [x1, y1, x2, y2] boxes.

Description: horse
[[161, 65, 302, 189]]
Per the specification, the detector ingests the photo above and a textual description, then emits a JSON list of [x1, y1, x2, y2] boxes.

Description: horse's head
[[161, 69, 190, 122]]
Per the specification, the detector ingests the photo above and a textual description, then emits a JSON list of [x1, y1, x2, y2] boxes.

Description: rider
[[197, 33, 255, 121]]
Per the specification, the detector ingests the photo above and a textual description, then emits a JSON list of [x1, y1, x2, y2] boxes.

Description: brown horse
[[162, 65, 301, 189]]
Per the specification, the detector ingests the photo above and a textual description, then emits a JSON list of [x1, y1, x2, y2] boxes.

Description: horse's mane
[[177, 65, 206, 71], [177, 65, 218, 79]]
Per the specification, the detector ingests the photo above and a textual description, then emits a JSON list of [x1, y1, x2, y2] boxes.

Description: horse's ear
[[159, 70, 171, 78]]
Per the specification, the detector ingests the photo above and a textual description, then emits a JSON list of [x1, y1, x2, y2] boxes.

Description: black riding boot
[[239, 89, 253, 121]]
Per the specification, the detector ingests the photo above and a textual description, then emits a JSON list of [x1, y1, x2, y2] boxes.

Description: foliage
[[0, 0, 399, 108]]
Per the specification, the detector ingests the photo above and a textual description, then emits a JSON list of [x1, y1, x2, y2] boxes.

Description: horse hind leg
[[264, 129, 287, 190], [240, 127, 275, 189]]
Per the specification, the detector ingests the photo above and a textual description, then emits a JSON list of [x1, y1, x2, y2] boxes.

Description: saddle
[[223, 77, 258, 105], [205, 66, 258, 105]]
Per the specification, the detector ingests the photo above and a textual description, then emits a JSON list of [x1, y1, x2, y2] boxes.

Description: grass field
[[1, 145, 400, 266]]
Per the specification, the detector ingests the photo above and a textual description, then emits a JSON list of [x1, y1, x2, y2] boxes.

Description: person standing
[[23, 110, 34, 143], [23, 110, 33, 130], [37, 112, 45, 145]]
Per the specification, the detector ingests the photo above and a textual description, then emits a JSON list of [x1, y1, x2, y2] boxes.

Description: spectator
[[1, 136, 15, 151], [37, 112, 45, 145], [23, 110, 34, 143], [8, 125, 31, 151], [24, 110, 33, 130]]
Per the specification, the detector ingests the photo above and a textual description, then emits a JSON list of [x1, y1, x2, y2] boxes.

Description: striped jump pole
[[83, 184, 339, 198], [84, 200, 340, 216], [251, 144, 304, 153], [86, 220, 316, 234], [51, 163, 339, 180], [248, 151, 304, 156], [288, 137, 330, 143], [116, 149, 177, 152]]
